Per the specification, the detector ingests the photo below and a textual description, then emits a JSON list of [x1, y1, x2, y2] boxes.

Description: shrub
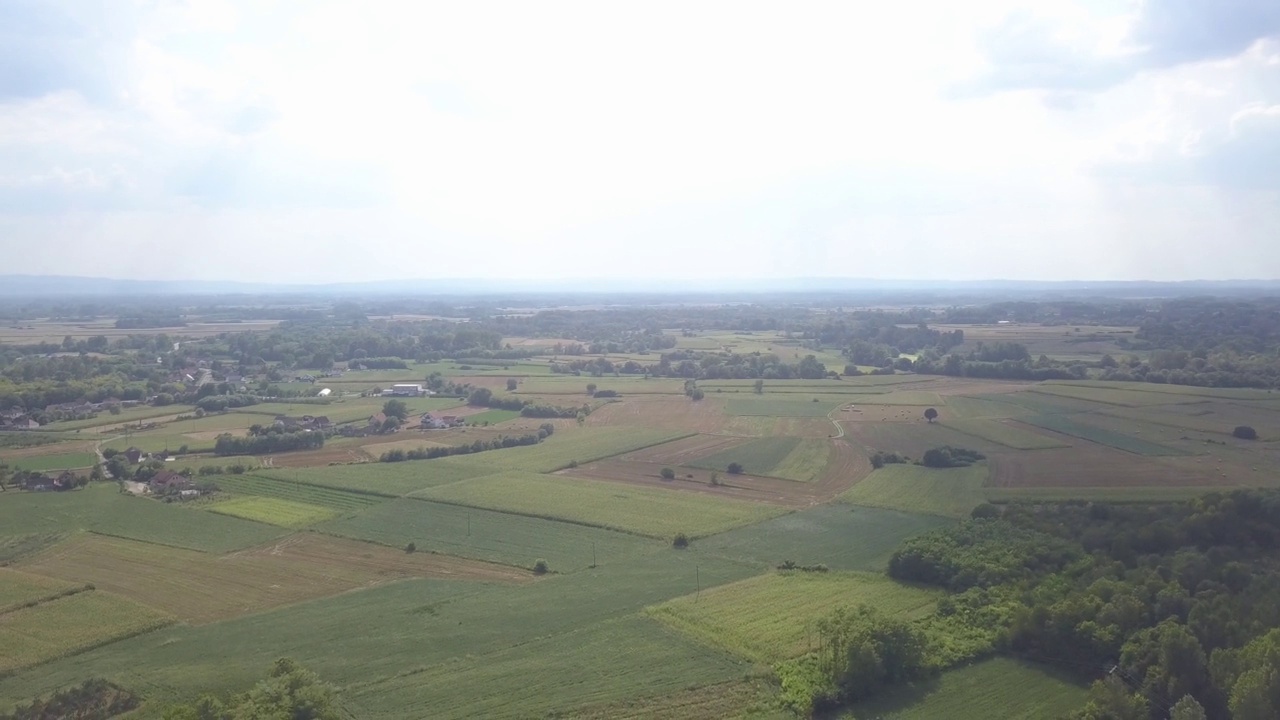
[[727, 462, 744, 475], [660, 467, 676, 480], [870, 450, 909, 469], [709, 472, 720, 486], [672, 533, 690, 549], [404, 542, 416, 554], [1233, 425, 1259, 440], [533, 558, 549, 574], [567, 459, 578, 468], [920, 446, 985, 468]]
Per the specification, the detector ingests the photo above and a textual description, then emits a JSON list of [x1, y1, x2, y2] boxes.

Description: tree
[[673, 533, 690, 549], [1234, 425, 1259, 440], [404, 542, 416, 554], [89, 464, 104, 482], [924, 407, 938, 423], [0, 462, 7, 491], [1170, 695, 1208, 720], [754, 379, 764, 394], [533, 559, 549, 574], [381, 416, 402, 434], [586, 383, 597, 395], [506, 378, 518, 391], [382, 399, 409, 421], [660, 467, 676, 480], [727, 462, 744, 475]]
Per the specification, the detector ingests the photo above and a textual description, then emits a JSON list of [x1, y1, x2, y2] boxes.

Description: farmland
[[414, 471, 787, 538], [647, 571, 940, 663], [445, 426, 691, 472], [849, 658, 1088, 720], [209, 473, 382, 510], [0, 568, 79, 612], [5, 450, 97, 471], [0, 589, 173, 673], [686, 436, 833, 481], [841, 464, 990, 519], [1018, 414, 1193, 455], [943, 418, 1069, 450], [207, 496, 338, 528]]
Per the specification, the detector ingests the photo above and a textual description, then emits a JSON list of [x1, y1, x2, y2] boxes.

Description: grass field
[[38, 405, 192, 432], [648, 571, 941, 664], [0, 484, 285, 553], [211, 473, 382, 511], [6, 451, 97, 471], [944, 419, 1070, 450], [985, 486, 1223, 502], [699, 504, 955, 572], [414, 471, 786, 538], [1019, 414, 1193, 455], [943, 396, 1029, 419], [17, 533, 530, 625], [0, 589, 173, 673], [843, 422, 1006, 458], [256, 458, 493, 496], [102, 433, 213, 453], [207, 496, 338, 528], [346, 616, 747, 719], [446, 427, 690, 473], [1029, 383, 1205, 407], [686, 436, 831, 479], [464, 409, 521, 425], [0, 568, 79, 613], [725, 397, 847, 417], [320, 497, 659, 570], [847, 657, 1087, 719], [841, 464, 989, 519]]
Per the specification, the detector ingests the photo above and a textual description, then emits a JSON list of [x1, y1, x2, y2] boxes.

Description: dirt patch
[[987, 447, 1250, 488], [622, 434, 752, 464]]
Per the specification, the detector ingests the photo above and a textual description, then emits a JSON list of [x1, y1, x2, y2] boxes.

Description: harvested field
[[621, 434, 751, 465], [836, 404, 939, 423], [724, 397, 847, 417], [842, 464, 989, 518], [0, 589, 173, 673], [17, 533, 531, 625], [414, 471, 786, 538], [0, 440, 95, 460], [207, 496, 338, 528], [987, 447, 1247, 488], [945, 395, 1031, 419], [583, 396, 729, 433], [647, 571, 940, 663]]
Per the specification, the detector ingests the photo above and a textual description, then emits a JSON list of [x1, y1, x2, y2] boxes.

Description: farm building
[[385, 383, 428, 396]]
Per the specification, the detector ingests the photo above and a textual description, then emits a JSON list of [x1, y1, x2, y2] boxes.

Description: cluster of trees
[[195, 394, 258, 412], [381, 424, 555, 462], [214, 431, 323, 456], [0, 678, 137, 720], [161, 658, 339, 720], [465, 387, 587, 419], [920, 446, 985, 468], [880, 491, 1280, 719]]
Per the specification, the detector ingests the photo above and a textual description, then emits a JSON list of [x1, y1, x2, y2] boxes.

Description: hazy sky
[[1, 0, 1278, 283]]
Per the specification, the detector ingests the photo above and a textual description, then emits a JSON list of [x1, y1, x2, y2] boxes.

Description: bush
[[709, 472, 720, 486], [1234, 425, 1259, 440], [920, 446, 985, 468], [532, 559, 549, 574], [672, 533, 690, 549], [870, 450, 909, 469], [660, 467, 676, 480], [404, 542, 416, 554], [727, 462, 744, 475]]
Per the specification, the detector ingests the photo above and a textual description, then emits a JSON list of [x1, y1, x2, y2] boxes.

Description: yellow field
[[206, 496, 338, 528]]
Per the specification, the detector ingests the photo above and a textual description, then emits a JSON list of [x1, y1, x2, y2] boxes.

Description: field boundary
[[0, 583, 94, 617]]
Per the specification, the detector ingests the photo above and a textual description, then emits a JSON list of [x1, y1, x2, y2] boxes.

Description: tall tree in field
[[507, 378, 518, 391], [586, 383, 597, 395], [924, 408, 938, 423], [754, 379, 764, 394]]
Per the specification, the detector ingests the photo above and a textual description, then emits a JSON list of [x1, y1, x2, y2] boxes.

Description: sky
[[0, 0, 1278, 283]]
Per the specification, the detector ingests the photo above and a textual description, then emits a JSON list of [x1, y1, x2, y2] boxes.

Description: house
[[368, 412, 388, 429], [439, 415, 461, 426], [124, 447, 144, 464], [149, 471, 192, 494], [22, 474, 55, 491], [313, 416, 332, 430], [14, 418, 40, 430]]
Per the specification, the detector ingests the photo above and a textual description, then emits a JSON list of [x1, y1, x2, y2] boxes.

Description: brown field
[[584, 396, 729, 434], [987, 447, 1254, 489], [18, 533, 532, 625], [621, 434, 751, 464], [836, 404, 939, 423], [0, 319, 282, 345], [561, 437, 870, 508]]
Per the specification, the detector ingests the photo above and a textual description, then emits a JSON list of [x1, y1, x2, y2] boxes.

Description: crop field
[[0, 568, 79, 612], [647, 571, 940, 663], [515, 377, 688, 395], [724, 397, 848, 417], [464, 409, 521, 425], [103, 433, 214, 453], [850, 657, 1087, 720], [212, 473, 382, 510], [445, 426, 691, 473], [0, 589, 173, 673], [944, 418, 1070, 450], [986, 447, 1247, 489], [16, 533, 530, 625], [985, 486, 1222, 502], [566, 681, 770, 720], [944, 395, 1031, 419], [685, 436, 832, 481], [841, 464, 989, 519], [207, 496, 338, 528], [345, 616, 747, 720], [582, 396, 730, 433], [1101, 402, 1280, 439], [1028, 384, 1206, 408], [320, 497, 659, 570], [256, 458, 492, 496], [5, 450, 97, 471], [1019, 414, 1193, 455], [971, 391, 1114, 416], [162, 454, 262, 472], [621, 434, 750, 464], [415, 471, 787, 538], [699, 504, 955, 572], [1054, 380, 1280, 401], [0, 484, 285, 553], [37, 404, 193, 432], [841, 421, 1005, 458]]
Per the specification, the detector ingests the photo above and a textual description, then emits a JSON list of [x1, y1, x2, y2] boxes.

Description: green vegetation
[[1020, 414, 1193, 455], [687, 436, 832, 481], [211, 473, 382, 511], [161, 658, 340, 720], [0, 568, 79, 613], [207, 496, 337, 528], [255, 458, 491, 496], [0, 590, 173, 673], [5, 451, 97, 471], [849, 658, 1088, 719], [725, 397, 847, 417], [447, 427, 689, 472], [842, 464, 988, 519], [648, 571, 939, 663], [465, 409, 521, 425], [945, 418, 1069, 449], [414, 471, 786, 538]]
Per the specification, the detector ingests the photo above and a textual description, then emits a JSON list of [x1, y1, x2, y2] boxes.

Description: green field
[[447, 427, 690, 473], [257, 458, 493, 496], [207, 496, 337, 528], [684, 436, 832, 481], [235, 397, 465, 424], [414, 471, 786, 538], [944, 396, 1029, 419], [724, 397, 847, 417], [1048, 380, 1279, 401], [103, 433, 212, 453], [0, 484, 285, 553], [38, 405, 193, 431], [841, 464, 989, 519], [0, 590, 173, 673], [0, 568, 79, 613], [971, 391, 1107, 416], [320, 497, 659, 570], [1020, 414, 1193, 456], [161, 454, 262, 472], [847, 657, 1087, 719], [944, 419, 1069, 450], [7, 451, 97, 471], [985, 486, 1223, 503], [648, 571, 940, 663], [699, 504, 955, 572], [464, 409, 521, 425], [1028, 384, 1204, 407], [211, 473, 382, 511]]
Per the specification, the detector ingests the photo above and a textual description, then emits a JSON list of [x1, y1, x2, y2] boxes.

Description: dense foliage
[[0, 679, 137, 720], [161, 658, 340, 720]]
